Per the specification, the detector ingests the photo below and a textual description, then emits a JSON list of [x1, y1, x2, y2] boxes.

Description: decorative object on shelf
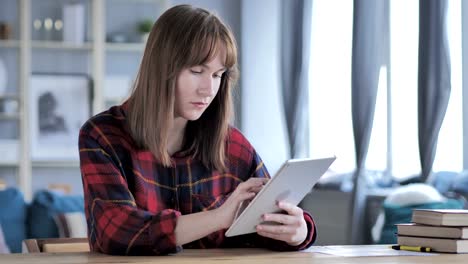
[[33, 19, 42, 31], [106, 33, 128, 43], [137, 19, 154, 43], [0, 58, 6, 94], [29, 74, 92, 161], [32, 19, 42, 40], [63, 3, 85, 44], [54, 19, 63, 41], [0, 98, 18, 114], [43, 18, 54, 41], [0, 22, 12, 40]]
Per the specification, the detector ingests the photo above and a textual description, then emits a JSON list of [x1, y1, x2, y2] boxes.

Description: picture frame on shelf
[[29, 74, 92, 161]]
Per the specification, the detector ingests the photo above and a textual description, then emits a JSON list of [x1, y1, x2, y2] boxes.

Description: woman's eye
[[190, 69, 202, 74], [214, 71, 226, 78]]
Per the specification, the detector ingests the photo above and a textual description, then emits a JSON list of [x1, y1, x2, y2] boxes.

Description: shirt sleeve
[[79, 128, 181, 256]]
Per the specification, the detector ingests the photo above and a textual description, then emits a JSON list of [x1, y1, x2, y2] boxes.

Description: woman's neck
[[167, 117, 188, 156]]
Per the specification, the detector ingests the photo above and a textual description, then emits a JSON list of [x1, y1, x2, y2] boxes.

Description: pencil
[[390, 245, 432, 252]]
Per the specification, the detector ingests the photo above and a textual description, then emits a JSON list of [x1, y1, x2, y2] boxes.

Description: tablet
[[225, 156, 336, 237]]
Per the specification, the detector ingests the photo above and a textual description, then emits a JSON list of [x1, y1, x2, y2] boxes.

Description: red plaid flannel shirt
[[79, 103, 316, 255]]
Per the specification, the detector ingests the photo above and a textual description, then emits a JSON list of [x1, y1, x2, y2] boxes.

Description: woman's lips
[[191, 102, 208, 108]]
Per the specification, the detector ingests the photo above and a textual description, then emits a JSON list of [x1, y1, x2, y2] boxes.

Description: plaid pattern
[[79, 103, 316, 255]]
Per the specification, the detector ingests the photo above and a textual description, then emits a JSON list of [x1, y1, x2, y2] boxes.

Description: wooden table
[[2, 245, 467, 264]]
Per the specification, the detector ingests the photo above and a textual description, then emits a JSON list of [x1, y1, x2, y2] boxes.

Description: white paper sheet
[[306, 245, 438, 257]]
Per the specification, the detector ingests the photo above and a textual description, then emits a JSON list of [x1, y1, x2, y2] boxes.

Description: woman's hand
[[255, 201, 307, 246], [215, 177, 268, 229]]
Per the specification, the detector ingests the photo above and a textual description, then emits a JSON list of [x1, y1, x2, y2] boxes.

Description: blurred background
[[0, 0, 467, 253]]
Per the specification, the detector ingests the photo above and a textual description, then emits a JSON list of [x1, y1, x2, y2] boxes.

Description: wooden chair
[[22, 238, 90, 253]]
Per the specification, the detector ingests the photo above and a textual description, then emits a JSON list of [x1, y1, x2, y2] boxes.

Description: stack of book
[[396, 209, 468, 253]]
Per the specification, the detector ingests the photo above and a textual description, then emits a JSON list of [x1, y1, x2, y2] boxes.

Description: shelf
[[0, 40, 21, 48], [0, 113, 20, 120], [32, 160, 80, 168], [0, 161, 18, 167], [31, 41, 93, 51], [106, 43, 145, 52], [0, 94, 20, 100], [0, 161, 81, 168]]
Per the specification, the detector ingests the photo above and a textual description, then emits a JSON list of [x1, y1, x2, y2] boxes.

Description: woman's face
[[174, 49, 226, 121]]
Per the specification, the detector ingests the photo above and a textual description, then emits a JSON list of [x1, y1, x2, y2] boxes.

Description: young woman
[[79, 4, 316, 256]]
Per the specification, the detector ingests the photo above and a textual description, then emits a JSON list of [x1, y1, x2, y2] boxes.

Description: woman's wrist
[[212, 207, 230, 229]]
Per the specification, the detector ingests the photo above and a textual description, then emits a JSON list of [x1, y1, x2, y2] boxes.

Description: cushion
[[0, 225, 10, 254], [432, 171, 459, 194], [383, 183, 445, 206], [54, 212, 87, 238], [28, 190, 84, 239], [452, 171, 468, 195], [0, 188, 27, 253]]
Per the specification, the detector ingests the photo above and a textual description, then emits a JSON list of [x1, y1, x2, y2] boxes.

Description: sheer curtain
[[349, 0, 388, 245], [280, 0, 312, 159], [432, 0, 463, 174], [418, 0, 452, 182], [389, 0, 420, 179], [308, 0, 355, 172]]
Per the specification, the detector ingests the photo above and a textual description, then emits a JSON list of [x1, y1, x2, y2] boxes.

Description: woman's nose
[[198, 76, 216, 96]]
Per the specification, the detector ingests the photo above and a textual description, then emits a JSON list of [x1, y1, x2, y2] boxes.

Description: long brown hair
[[127, 4, 238, 171]]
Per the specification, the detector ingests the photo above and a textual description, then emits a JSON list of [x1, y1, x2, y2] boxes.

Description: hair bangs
[[185, 18, 237, 70], [187, 35, 221, 67]]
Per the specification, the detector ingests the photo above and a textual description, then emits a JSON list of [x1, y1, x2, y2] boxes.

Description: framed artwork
[[29, 74, 92, 161]]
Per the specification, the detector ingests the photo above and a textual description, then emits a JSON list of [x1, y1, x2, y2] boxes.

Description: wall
[[240, 0, 288, 174]]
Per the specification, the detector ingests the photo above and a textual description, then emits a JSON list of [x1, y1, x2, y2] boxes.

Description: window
[[309, 0, 463, 179], [388, 0, 420, 178], [308, 0, 355, 174], [433, 0, 463, 173]]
